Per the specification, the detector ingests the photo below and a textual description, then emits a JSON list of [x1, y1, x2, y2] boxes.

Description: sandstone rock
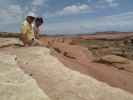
[[0, 53, 50, 100], [99, 55, 129, 64], [88, 45, 101, 49], [96, 55, 133, 73], [0, 38, 23, 48], [0, 80, 49, 100], [8, 47, 133, 100], [52, 42, 94, 63], [0, 52, 17, 65], [0, 62, 20, 76], [113, 61, 133, 73]]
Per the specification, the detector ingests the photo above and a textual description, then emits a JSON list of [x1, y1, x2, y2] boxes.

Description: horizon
[[1, 31, 133, 36], [0, 0, 133, 34]]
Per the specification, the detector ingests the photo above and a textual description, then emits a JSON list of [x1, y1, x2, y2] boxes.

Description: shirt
[[21, 20, 35, 41], [32, 24, 40, 33], [32, 24, 40, 39]]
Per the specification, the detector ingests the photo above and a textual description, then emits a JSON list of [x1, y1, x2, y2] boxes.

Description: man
[[20, 13, 36, 47], [31, 17, 44, 46], [33, 17, 44, 39]]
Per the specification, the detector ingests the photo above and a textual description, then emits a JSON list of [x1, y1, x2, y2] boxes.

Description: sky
[[0, 0, 133, 34]]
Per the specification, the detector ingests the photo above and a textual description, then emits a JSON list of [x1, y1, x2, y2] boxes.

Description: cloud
[[103, 0, 119, 7], [30, 0, 48, 16], [59, 4, 90, 15], [87, 0, 91, 3], [45, 0, 119, 18], [0, 4, 23, 25], [0, 3, 25, 32], [45, 11, 133, 34], [32, 0, 46, 6], [95, 0, 119, 8], [106, 0, 114, 3], [82, 11, 133, 32], [49, 4, 92, 17]]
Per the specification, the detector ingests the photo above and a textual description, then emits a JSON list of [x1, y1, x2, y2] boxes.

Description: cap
[[27, 12, 37, 18]]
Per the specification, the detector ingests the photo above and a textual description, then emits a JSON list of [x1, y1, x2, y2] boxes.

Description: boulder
[[97, 55, 133, 73], [99, 55, 129, 64], [113, 61, 133, 73]]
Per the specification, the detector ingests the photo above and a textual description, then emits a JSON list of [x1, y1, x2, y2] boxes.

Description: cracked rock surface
[[0, 52, 50, 100]]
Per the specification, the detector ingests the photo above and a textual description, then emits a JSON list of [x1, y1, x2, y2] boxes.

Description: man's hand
[[35, 32, 40, 39], [20, 33, 28, 46]]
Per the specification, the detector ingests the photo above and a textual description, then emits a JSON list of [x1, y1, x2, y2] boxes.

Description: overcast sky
[[0, 0, 133, 34]]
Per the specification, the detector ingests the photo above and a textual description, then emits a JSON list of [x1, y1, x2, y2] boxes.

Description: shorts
[[28, 38, 41, 46]]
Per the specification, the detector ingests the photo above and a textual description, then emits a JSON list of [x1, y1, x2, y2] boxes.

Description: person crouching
[[20, 14, 35, 47]]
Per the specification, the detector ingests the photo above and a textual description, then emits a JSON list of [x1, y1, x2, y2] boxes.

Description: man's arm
[[20, 24, 28, 46], [35, 32, 40, 39], [33, 26, 40, 39]]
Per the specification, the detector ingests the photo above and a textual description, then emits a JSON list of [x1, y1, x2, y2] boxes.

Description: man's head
[[26, 12, 36, 24], [26, 16, 35, 24], [35, 17, 44, 27]]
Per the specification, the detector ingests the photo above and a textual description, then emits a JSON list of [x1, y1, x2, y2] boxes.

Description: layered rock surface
[[1, 46, 133, 100], [0, 52, 50, 100], [98, 55, 133, 73], [0, 38, 133, 100], [0, 38, 22, 48]]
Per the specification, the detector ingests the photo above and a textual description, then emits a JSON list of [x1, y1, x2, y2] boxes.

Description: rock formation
[[0, 52, 50, 100], [0, 38, 133, 100]]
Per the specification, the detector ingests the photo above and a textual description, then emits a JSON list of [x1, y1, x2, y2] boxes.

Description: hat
[[27, 12, 37, 18]]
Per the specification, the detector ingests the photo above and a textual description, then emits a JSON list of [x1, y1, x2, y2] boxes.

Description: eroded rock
[[99, 55, 129, 64], [97, 55, 133, 73], [0, 52, 50, 100], [0, 38, 23, 48], [7, 47, 133, 100]]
